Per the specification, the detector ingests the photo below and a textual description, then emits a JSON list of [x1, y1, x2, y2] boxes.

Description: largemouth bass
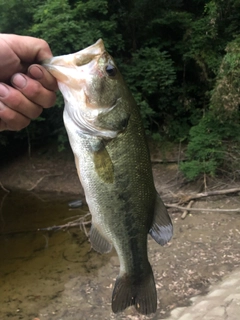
[[43, 39, 173, 315]]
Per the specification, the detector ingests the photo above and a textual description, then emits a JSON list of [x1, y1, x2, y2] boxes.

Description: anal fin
[[149, 193, 173, 246], [90, 224, 112, 254]]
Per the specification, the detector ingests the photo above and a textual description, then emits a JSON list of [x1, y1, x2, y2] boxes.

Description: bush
[[180, 112, 240, 180]]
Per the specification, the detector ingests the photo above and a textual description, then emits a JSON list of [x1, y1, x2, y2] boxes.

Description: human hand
[[0, 34, 58, 131]]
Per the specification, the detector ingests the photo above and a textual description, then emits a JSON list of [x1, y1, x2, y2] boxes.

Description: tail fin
[[111, 269, 157, 315]]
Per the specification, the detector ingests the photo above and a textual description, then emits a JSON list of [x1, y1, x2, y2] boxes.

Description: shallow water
[[0, 191, 117, 320], [1, 190, 240, 320]]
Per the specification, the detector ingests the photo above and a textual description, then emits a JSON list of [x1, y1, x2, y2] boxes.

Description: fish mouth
[[42, 39, 105, 83]]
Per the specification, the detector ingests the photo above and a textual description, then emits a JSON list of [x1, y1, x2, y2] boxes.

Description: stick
[[27, 174, 62, 191], [178, 187, 240, 203], [37, 220, 91, 232], [151, 158, 187, 164], [0, 181, 10, 193], [0, 213, 92, 236], [166, 203, 240, 213], [181, 200, 194, 219], [38, 213, 91, 236]]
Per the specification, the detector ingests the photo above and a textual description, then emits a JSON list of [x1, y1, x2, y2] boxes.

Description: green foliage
[[180, 34, 240, 181], [0, 0, 37, 34], [180, 115, 224, 180], [31, 0, 81, 54], [121, 47, 176, 131], [31, 0, 123, 54], [180, 112, 240, 180], [210, 36, 240, 118]]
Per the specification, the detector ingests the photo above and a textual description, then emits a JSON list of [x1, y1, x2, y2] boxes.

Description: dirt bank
[[0, 144, 83, 195]]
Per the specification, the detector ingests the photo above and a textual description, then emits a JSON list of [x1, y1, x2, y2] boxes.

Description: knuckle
[[28, 81, 42, 97], [12, 95, 22, 110], [4, 91, 23, 111], [1, 107, 15, 122], [32, 107, 43, 119], [1, 106, 30, 131]]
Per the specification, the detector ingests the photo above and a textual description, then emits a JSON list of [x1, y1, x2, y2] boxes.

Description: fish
[[43, 39, 173, 315]]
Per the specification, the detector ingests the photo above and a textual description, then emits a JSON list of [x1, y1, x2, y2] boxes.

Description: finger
[[28, 64, 58, 91], [0, 101, 30, 131], [0, 34, 53, 63], [0, 83, 43, 119], [11, 73, 56, 109]]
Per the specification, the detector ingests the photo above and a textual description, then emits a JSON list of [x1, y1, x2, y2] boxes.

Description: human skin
[[0, 34, 58, 131]]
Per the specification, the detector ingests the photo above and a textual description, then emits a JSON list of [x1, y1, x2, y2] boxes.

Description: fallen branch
[[27, 174, 62, 191], [37, 220, 90, 231], [1, 214, 91, 236], [37, 213, 91, 237], [178, 187, 240, 203], [0, 180, 10, 193], [166, 203, 240, 213], [151, 158, 187, 164]]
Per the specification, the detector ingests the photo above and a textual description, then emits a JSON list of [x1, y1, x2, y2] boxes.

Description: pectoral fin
[[93, 147, 114, 183], [149, 194, 173, 246], [90, 224, 112, 254]]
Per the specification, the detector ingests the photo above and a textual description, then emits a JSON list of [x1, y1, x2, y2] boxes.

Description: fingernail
[[28, 65, 43, 80], [11, 74, 27, 89], [0, 84, 9, 98]]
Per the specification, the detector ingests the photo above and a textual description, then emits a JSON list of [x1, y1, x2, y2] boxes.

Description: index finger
[[0, 34, 53, 63]]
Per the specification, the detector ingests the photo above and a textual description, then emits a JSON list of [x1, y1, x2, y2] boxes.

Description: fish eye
[[106, 64, 117, 77]]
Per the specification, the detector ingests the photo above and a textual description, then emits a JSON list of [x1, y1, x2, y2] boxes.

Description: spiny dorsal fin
[[90, 224, 112, 254], [149, 193, 173, 246], [93, 148, 114, 183]]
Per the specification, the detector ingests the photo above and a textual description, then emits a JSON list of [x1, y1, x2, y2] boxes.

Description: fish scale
[[43, 39, 173, 315]]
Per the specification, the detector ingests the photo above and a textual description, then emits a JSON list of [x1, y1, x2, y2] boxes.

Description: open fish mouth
[[42, 39, 121, 138], [42, 39, 106, 85]]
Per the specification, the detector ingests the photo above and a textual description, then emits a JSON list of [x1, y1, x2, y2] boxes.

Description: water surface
[[0, 191, 118, 320]]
